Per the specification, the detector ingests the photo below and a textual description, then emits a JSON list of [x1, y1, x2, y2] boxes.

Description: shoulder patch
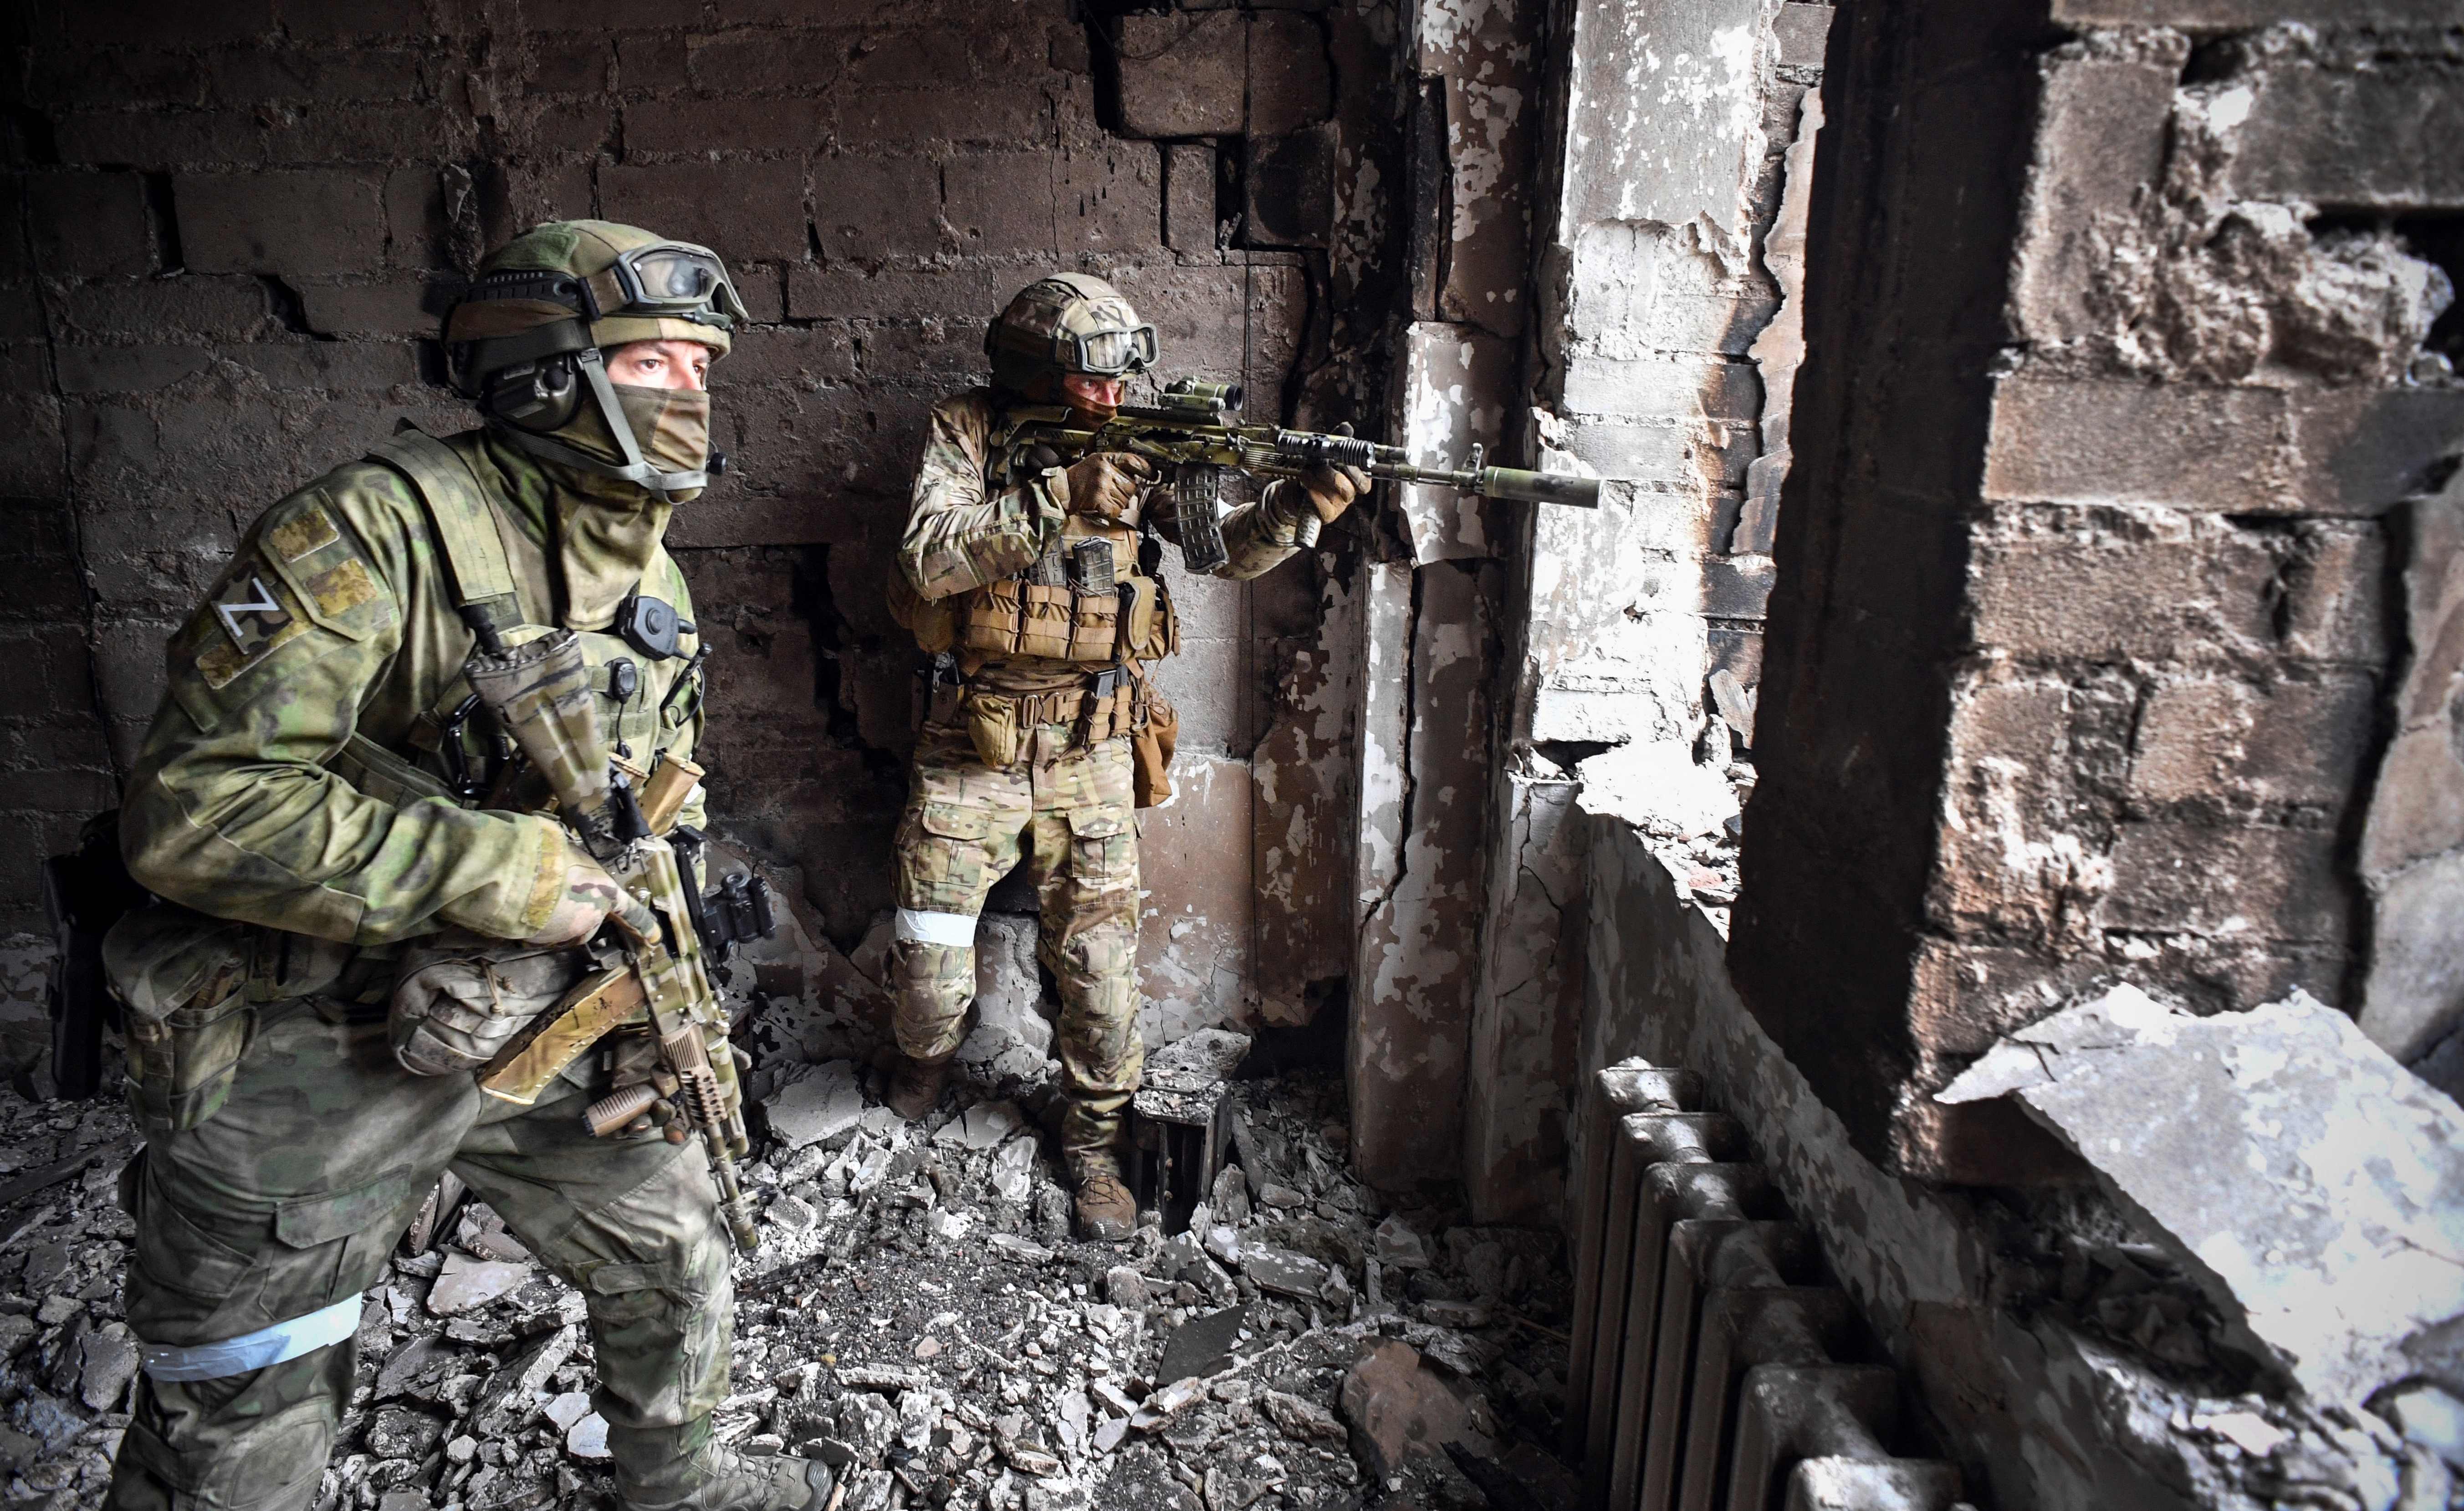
[[257, 492, 392, 643], [266, 506, 341, 563], [306, 557, 379, 618], [195, 561, 310, 690]]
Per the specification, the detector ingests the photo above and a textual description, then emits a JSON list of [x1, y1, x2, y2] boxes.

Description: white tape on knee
[[894, 908, 978, 946], [138, 1291, 363, 1381]]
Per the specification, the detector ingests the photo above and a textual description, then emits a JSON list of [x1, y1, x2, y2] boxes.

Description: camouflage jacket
[[123, 429, 706, 952], [896, 389, 1304, 683]]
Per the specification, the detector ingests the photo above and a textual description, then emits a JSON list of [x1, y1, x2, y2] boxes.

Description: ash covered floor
[[0, 1033, 1584, 1511]]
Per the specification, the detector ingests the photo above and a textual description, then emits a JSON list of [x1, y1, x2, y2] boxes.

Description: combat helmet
[[443, 220, 747, 498], [984, 272, 1157, 395]]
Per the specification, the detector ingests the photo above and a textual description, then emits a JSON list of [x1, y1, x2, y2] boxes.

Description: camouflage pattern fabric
[[899, 389, 1302, 621], [890, 720, 1141, 1169], [106, 1004, 730, 1511], [123, 428, 706, 950], [891, 385, 1306, 1171], [110, 427, 716, 1510]]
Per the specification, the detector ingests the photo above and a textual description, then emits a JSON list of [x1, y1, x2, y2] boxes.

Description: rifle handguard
[[587, 1081, 659, 1137]]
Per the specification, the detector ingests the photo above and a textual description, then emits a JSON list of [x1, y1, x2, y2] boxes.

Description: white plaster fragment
[[1940, 984, 2464, 1404]]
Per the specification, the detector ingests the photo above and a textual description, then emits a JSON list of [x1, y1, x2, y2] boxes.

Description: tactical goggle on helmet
[[985, 272, 1156, 392], [459, 240, 747, 334], [444, 220, 744, 499], [1068, 323, 1158, 377]]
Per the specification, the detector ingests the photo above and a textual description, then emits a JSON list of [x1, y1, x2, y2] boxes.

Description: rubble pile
[[0, 1037, 1582, 1511], [0, 1085, 143, 1507]]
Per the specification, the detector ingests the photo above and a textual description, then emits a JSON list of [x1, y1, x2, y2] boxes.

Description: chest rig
[[362, 427, 705, 812], [949, 418, 1177, 671]]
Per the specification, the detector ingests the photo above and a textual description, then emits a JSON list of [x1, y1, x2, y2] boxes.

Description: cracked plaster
[[1942, 983, 2464, 1407]]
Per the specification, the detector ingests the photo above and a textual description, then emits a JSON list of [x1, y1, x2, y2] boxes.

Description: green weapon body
[[1000, 378, 1600, 571]]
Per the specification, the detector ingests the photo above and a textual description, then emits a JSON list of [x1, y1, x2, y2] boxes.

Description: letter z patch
[[197, 561, 308, 689]]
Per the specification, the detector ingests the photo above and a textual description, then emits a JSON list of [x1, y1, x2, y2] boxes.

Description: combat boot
[[886, 1051, 953, 1122], [1068, 1152, 1137, 1241], [608, 1419, 837, 1511]]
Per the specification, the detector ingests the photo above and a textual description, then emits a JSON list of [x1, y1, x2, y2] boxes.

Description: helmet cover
[[985, 273, 1156, 394]]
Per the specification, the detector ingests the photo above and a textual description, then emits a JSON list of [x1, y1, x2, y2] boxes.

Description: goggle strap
[[584, 268, 631, 321]]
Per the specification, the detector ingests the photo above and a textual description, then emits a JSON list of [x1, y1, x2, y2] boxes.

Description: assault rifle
[[1004, 379, 1600, 572], [454, 621, 773, 1252]]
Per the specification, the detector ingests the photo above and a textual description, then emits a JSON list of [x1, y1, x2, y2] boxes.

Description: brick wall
[[0, 0, 1393, 1048], [1734, 0, 2464, 1180]]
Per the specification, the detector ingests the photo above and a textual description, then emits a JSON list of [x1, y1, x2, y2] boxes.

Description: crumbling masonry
[[3, 2, 2464, 1511]]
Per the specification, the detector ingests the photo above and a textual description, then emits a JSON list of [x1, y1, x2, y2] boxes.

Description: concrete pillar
[[1460, 0, 1821, 1222], [1733, 0, 2464, 1181]]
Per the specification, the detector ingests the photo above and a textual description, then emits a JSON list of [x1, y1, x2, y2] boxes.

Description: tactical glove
[[1062, 451, 1155, 523], [524, 845, 651, 947], [390, 931, 588, 1077], [1295, 462, 1372, 524]]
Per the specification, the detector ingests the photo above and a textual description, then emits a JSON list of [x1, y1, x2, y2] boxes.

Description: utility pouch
[[1118, 577, 1156, 660], [924, 652, 965, 727], [1016, 582, 1076, 661], [389, 932, 590, 1079], [1133, 691, 1180, 809], [966, 691, 1024, 770], [1133, 577, 1180, 662], [960, 578, 1028, 657], [104, 903, 256, 1136], [888, 570, 959, 656]]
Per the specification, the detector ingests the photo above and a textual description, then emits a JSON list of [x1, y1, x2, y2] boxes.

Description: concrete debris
[[2378, 1384, 2464, 1471], [1135, 1030, 1254, 1125], [3, 1036, 1577, 1511], [1336, 1340, 1494, 1482], [765, 1060, 868, 1151], [1941, 984, 2464, 1405], [426, 1254, 535, 1316]]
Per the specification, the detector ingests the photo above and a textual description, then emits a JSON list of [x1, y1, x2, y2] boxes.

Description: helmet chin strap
[[490, 347, 708, 502]]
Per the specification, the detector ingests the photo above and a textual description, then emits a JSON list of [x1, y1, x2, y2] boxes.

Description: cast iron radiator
[[1561, 1059, 1973, 1511]]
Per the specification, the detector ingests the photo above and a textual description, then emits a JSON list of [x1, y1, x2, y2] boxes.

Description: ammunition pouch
[[103, 903, 256, 1136], [963, 690, 1023, 770], [951, 535, 1171, 666], [389, 932, 589, 1078]]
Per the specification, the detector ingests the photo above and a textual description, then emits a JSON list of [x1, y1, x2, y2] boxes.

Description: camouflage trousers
[[106, 999, 732, 1511], [890, 719, 1142, 1170]]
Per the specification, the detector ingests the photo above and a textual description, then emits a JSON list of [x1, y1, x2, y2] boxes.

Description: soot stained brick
[[24, 172, 153, 280], [811, 157, 943, 264], [175, 169, 388, 276], [601, 161, 811, 262]]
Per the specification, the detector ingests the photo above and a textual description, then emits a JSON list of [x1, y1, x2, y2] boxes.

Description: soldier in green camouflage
[[881, 274, 1368, 1240], [102, 222, 833, 1511]]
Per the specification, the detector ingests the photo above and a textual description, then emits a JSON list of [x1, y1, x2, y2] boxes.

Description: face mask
[[611, 383, 712, 481], [549, 383, 714, 502], [537, 385, 709, 630]]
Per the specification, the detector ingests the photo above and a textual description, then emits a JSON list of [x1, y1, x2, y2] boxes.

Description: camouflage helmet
[[984, 272, 1157, 394], [442, 220, 746, 496]]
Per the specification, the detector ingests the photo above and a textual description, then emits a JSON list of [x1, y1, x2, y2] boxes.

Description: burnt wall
[[0, 0, 1401, 1052], [1734, 0, 2464, 1180]]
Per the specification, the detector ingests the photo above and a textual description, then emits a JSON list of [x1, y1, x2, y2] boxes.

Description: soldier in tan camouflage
[[102, 222, 833, 1511], [882, 273, 1368, 1240]]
